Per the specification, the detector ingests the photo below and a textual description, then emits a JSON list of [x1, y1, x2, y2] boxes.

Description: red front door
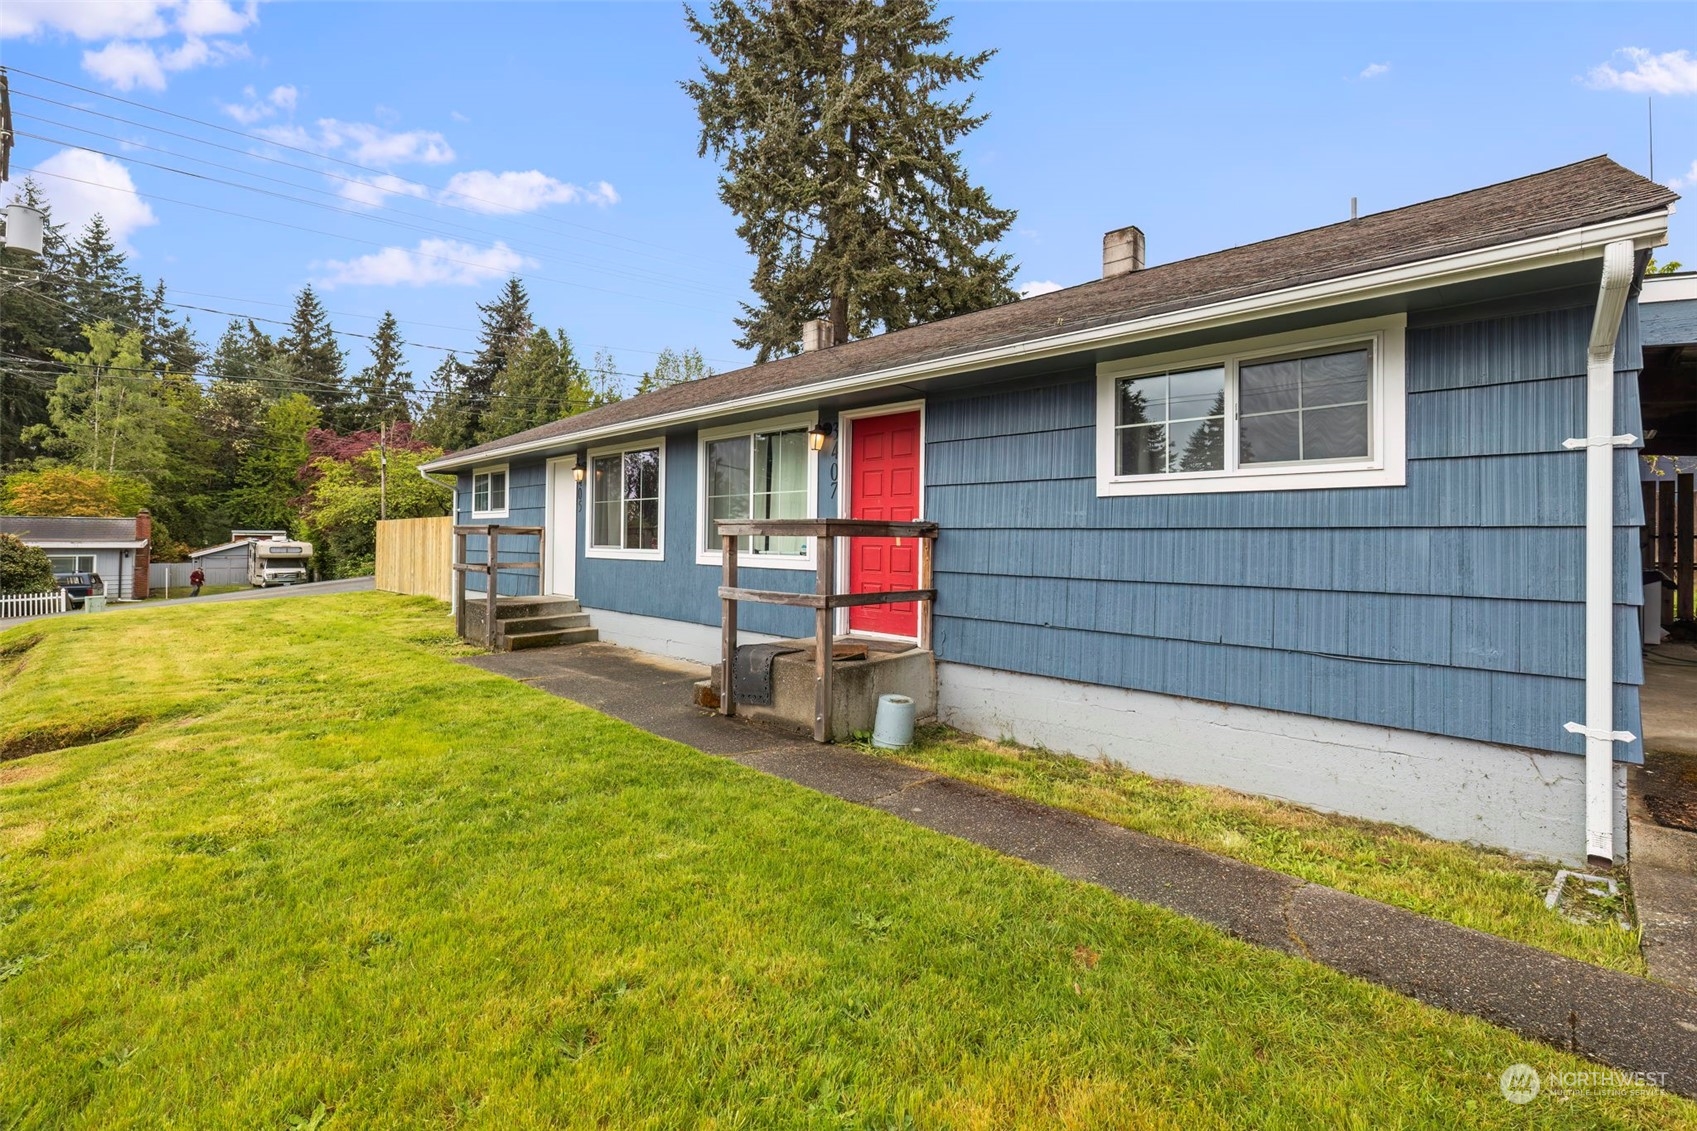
[[848, 409, 921, 637]]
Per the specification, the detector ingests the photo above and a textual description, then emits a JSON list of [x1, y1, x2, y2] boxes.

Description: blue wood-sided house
[[423, 158, 1680, 865]]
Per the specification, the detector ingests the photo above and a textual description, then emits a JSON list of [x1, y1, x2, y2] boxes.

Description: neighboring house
[[187, 530, 290, 586], [0, 511, 153, 600], [422, 157, 1679, 865]]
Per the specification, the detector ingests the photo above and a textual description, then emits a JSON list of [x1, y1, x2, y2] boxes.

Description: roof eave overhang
[[22, 540, 149, 550], [422, 208, 1672, 473]]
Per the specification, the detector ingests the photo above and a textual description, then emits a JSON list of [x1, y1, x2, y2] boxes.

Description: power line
[[21, 164, 726, 316], [15, 127, 731, 301], [2, 68, 726, 268]]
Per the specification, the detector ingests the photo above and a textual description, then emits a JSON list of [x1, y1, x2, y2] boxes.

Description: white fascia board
[[422, 210, 1671, 473], [23, 540, 149, 550], [1640, 273, 1697, 303]]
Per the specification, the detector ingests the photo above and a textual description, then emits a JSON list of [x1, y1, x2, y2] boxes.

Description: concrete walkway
[[464, 641, 1697, 1100], [1631, 642, 1697, 992]]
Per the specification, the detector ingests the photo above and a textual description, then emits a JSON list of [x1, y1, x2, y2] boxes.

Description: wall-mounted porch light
[[807, 422, 835, 453], [572, 453, 587, 483]]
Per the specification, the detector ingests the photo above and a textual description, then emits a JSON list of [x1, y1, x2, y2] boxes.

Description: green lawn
[[859, 729, 1645, 975], [1, 594, 1687, 1128]]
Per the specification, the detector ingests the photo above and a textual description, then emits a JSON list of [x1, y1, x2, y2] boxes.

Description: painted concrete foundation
[[708, 643, 938, 742], [583, 606, 784, 668], [937, 661, 1629, 865]]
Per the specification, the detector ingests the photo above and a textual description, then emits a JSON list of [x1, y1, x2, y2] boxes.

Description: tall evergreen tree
[[454, 277, 534, 444], [343, 311, 413, 431], [65, 214, 146, 330], [230, 392, 318, 532], [413, 352, 474, 451], [212, 318, 279, 382], [684, 0, 1018, 360], [138, 281, 205, 377], [1, 178, 73, 465], [478, 327, 587, 442], [279, 285, 347, 415]]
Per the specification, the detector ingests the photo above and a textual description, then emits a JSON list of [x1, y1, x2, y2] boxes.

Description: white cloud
[[316, 239, 533, 289], [1018, 280, 1064, 299], [1587, 48, 1697, 95], [0, 0, 174, 40], [34, 148, 158, 251], [441, 170, 619, 214], [1668, 159, 1697, 190], [260, 119, 455, 167], [1359, 62, 1391, 80], [3, 1, 263, 91], [338, 173, 430, 209], [221, 83, 297, 125], [450, 110, 471, 124], [82, 35, 247, 91]]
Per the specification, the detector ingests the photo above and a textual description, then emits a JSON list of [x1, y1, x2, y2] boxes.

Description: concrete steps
[[465, 595, 599, 651]]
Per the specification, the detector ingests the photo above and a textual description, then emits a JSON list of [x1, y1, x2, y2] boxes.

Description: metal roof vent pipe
[[1103, 225, 1145, 278], [801, 318, 837, 352]]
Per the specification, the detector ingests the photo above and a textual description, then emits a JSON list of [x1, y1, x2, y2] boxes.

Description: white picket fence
[[0, 589, 69, 619]]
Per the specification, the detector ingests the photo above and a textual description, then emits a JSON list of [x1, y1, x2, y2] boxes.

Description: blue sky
[[2, 2, 1692, 394]]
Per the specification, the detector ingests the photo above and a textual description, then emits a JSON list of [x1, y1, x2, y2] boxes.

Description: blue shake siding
[[459, 432, 832, 637], [925, 300, 1645, 761]]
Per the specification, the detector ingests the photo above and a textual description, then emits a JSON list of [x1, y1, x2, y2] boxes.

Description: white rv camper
[[247, 537, 313, 587]]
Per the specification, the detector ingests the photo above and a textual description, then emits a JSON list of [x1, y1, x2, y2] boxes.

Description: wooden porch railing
[[716, 518, 939, 742], [452, 524, 542, 648]]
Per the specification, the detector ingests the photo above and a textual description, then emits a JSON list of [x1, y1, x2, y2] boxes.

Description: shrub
[[0, 534, 56, 593]]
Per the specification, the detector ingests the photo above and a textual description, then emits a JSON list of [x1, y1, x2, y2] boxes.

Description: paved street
[[0, 576, 376, 632]]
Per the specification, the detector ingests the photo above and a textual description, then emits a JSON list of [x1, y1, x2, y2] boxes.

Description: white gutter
[[422, 209, 1670, 473], [1562, 238, 1639, 864]]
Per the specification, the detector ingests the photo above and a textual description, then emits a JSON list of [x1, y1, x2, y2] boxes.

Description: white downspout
[[1563, 238, 1638, 865]]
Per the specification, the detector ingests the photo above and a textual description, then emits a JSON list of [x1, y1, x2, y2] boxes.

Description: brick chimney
[[801, 318, 836, 352], [1102, 225, 1145, 278], [133, 509, 152, 600]]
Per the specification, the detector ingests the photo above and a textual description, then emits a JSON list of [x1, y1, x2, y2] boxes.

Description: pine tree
[[231, 393, 318, 532], [65, 214, 146, 331], [345, 311, 414, 431], [457, 277, 534, 443], [0, 178, 74, 464], [413, 353, 474, 451], [636, 347, 712, 395], [684, 0, 1018, 360], [478, 327, 586, 442], [279, 285, 347, 415], [138, 281, 205, 377]]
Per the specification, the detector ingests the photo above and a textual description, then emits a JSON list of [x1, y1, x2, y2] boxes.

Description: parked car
[[55, 572, 104, 608]]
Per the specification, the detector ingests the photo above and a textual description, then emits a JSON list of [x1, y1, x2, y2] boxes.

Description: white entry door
[[546, 457, 578, 597]]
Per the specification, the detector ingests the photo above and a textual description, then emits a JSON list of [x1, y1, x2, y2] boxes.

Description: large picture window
[[48, 554, 95, 574], [471, 465, 508, 517], [589, 444, 663, 557], [1096, 316, 1406, 497], [697, 417, 816, 567]]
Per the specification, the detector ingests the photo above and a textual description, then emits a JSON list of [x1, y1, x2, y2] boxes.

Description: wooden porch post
[[917, 532, 934, 653], [484, 524, 499, 650], [453, 527, 467, 641], [720, 532, 738, 717], [814, 532, 835, 743]]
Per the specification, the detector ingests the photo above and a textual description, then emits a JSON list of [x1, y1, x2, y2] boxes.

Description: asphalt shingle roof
[[0, 515, 142, 544], [440, 156, 1677, 466]]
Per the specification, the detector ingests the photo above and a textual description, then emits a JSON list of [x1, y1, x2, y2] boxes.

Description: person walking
[[189, 566, 206, 597]]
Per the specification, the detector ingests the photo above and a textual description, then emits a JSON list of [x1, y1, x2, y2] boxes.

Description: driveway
[[0, 576, 375, 631]]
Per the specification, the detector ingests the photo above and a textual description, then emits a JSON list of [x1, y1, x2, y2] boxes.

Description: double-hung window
[[1096, 315, 1406, 496], [697, 417, 815, 566], [471, 465, 509, 517], [588, 443, 664, 557]]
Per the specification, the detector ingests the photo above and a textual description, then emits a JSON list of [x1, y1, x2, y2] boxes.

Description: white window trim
[[1095, 314, 1407, 497], [469, 463, 511, 519], [585, 437, 666, 561], [695, 411, 820, 571]]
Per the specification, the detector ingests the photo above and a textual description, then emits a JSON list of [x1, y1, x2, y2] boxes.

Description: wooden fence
[[1644, 471, 1695, 629], [376, 516, 454, 602]]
